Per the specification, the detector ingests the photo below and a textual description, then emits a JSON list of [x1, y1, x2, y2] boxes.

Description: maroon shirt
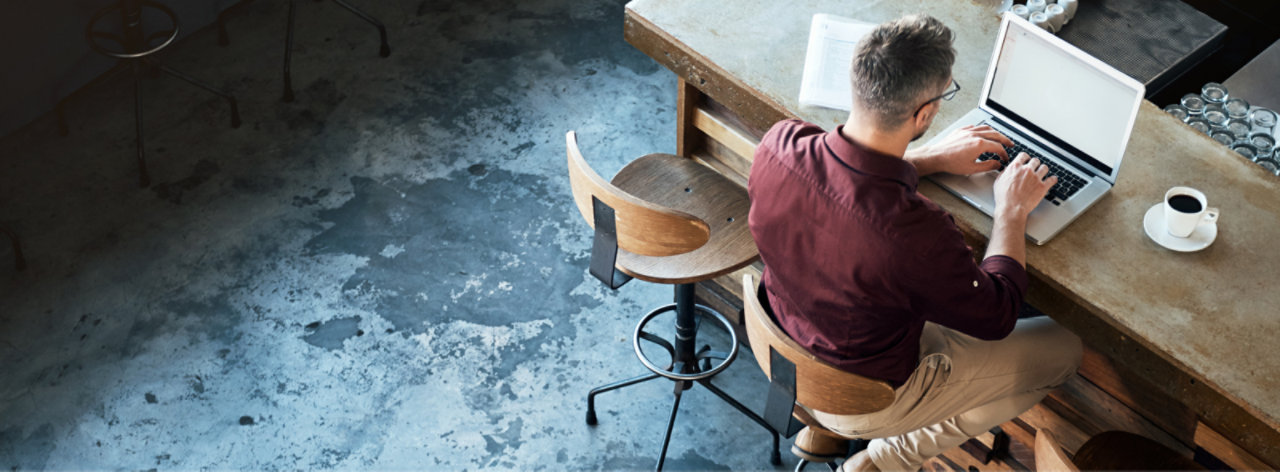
[[748, 120, 1028, 387]]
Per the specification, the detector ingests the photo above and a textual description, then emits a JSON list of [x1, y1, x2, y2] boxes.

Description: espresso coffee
[[1168, 194, 1203, 213]]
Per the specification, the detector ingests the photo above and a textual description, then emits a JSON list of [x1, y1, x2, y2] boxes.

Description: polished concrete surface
[[0, 1, 785, 469]]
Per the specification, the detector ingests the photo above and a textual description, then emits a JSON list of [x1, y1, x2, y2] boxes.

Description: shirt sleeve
[[907, 222, 1028, 340]]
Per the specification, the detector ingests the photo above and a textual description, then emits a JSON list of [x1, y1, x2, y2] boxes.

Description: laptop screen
[[984, 18, 1142, 178]]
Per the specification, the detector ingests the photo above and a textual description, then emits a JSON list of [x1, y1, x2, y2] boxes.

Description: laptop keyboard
[[977, 131, 1087, 204]]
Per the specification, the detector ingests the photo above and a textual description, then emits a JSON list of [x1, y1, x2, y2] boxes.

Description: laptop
[[926, 13, 1145, 245]]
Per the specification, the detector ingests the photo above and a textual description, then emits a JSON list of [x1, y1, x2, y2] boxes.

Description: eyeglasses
[[913, 78, 961, 117]]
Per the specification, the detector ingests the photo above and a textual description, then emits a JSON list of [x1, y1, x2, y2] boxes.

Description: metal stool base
[[584, 283, 781, 471]]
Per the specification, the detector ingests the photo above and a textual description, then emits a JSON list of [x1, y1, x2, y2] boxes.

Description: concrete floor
[[0, 0, 789, 470]]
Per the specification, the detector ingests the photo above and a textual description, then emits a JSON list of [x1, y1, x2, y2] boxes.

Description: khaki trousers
[[810, 317, 1082, 471]]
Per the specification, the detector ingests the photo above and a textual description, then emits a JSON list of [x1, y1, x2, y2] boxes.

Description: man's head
[[850, 15, 956, 139]]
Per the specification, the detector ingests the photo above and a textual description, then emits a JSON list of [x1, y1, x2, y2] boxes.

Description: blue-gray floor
[[0, 1, 789, 470]]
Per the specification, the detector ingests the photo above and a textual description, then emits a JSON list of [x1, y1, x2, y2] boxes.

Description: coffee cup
[[1164, 187, 1218, 238], [1045, 4, 1066, 31]]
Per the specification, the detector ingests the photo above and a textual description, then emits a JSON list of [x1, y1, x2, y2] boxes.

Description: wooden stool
[[741, 274, 897, 471], [567, 131, 778, 471], [1036, 430, 1205, 471]]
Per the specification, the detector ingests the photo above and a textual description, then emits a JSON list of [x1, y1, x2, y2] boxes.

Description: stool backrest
[[742, 274, 896, 416], [566, 131, 710, 257], [1035, 430, 1078, 472]]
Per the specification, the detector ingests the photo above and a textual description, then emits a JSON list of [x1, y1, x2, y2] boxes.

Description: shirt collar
[[824, 125, 919, 190]]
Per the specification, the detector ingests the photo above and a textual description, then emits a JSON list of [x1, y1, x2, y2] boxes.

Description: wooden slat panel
[[701, 137, 753, 185], [1076, 346, 1198, 447], [693, 106, 758, 164], [1044, 375, 1193, 458], [690, 151, 748, 189], [676, 79, 701, 158], [1195, 422, 1273, 472]]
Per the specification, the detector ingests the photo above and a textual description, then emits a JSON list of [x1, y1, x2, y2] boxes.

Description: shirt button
[[973, 280, 979, 288]]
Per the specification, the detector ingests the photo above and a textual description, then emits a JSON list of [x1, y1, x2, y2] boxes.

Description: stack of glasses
[[1164, 82, 1280, 177]]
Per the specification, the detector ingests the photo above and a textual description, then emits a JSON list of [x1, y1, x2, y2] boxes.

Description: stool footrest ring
[[633, 303, 739, 382]]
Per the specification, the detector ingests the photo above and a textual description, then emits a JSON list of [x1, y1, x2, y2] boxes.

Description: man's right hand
[[993, 152, 1057, 221]]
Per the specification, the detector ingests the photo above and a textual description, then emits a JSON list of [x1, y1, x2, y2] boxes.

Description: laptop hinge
[[987, 116, 1100, 180]]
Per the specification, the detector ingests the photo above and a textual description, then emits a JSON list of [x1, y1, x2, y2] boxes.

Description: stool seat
[[613, 153, 756, 284], [1072, 431, 1204, 471]]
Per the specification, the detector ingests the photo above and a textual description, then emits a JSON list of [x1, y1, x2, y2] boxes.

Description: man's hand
[[904, 125, 1014, 176], [985, 152, 1057, 267], [993, 153, 1057, 221]]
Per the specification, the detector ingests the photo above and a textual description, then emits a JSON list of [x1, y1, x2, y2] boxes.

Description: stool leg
[[699, 378, 783, 465], [131, 61, 150, 188], [145, 60, 241, 128], [282, 0, 296, 102], [55, 99, 69, 136], [655, 377, 686, 472], [146, 59, 241, 129], [585, 372, 662, 425], [216, 6, 231, 46], [0, 228, 24, 272], [330, 0, 390, 57]]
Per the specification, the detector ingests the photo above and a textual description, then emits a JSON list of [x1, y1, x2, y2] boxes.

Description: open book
[[798, 14, 876, 111]]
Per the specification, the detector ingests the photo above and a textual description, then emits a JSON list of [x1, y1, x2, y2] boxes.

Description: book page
[[798, 14, 876, 111]]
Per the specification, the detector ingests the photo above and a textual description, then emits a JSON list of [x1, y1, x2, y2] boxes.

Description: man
[[747, 15, 1083, 472]]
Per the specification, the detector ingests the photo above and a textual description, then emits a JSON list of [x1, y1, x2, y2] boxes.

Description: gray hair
[[850, 15, 956, 128]]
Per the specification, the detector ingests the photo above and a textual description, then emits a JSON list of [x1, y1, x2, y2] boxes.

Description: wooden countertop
[[626, 0, 1280, 459]]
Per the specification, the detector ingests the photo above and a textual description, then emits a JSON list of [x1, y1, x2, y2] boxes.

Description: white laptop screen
[[985, 21, 1141, 176]]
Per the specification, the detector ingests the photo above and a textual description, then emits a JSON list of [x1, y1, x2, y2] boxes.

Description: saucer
[[1143, 204, 1217, 252]]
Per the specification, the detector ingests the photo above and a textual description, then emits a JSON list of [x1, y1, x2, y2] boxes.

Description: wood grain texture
[[741, 274, 895, 416], [693, 106, 757, 164], [1194, 423, 1273, 472], [567, 131, 709, 258], [611, 153, 758, 284], [1043, 375, 1192, 459], [1035, 431, 1078, 472]]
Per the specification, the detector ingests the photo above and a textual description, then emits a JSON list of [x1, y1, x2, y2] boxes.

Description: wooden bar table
[[623, 0, 1280, 469]]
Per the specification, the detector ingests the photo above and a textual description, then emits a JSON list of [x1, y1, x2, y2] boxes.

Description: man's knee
[[1041, 320, 1083, 386], [1015, 317, 1083, 386]]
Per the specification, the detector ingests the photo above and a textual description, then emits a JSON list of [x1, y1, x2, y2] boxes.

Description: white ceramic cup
[[1011, 4, 1030, 20], [1030, 12, 1054, 33], [1045, 4, 1066, 30], [1058, 0, 1079, 21], [1027, 0, 1047, 14], [1164, 186, 1219, 238]]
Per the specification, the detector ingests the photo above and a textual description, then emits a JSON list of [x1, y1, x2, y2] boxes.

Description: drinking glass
[[1225, 98, 1250, 119], [1249, 132, 1276, 155], [1210, 130, 1235, 147], [1201, 82, 1228, 105], [1232, 143, 1259, 161], [1203, 105, 1228, 128], [1256, 159, 1278, 175], [1180, 94, 1206, 116], [1163, 104, 1189, 121], [1250, 107, 1277, 131], [1186, 117, 1211, 134], [1226, 118, 1251, 140]]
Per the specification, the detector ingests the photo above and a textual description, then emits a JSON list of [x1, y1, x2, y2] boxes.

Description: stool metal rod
[[0, 227, 24, 271], [145, 59, 241, 128], [655, 376, 687, 472], [331, 0, 390, 57], [282, 0, 297, 102], [673, 283, 699, 365], [132, 60, 149, 187]]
